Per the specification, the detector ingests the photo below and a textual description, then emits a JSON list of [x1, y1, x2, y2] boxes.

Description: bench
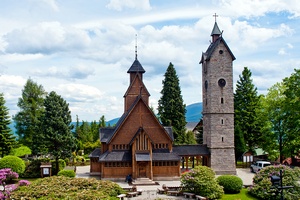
[[183, 192, 195, 198], [117, 194, 126, 200], [167, 190, 181, 196], [195, 195, 207, 200], [157, 188, 166, 194], [126, 192, 138, 198]]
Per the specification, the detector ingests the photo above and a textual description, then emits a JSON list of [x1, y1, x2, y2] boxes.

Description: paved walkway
[[76, 166, 255, 200]]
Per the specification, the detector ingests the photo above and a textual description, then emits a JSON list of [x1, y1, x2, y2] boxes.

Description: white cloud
[[32, 65, 95, 80], [106, 0, 151, 11], [4, 22, 91, 54]]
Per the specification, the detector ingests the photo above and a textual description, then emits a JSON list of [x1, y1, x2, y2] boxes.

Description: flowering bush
[[18, 180, 31, 186], [11, 176, 123, 199], [0, 168, 18, 184], [181, 166, 224, 199], [0, 168, 31, 199], [249, 165, 300, 200]]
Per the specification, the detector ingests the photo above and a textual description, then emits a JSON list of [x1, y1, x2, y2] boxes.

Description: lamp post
[[271, 169, 293, 200]]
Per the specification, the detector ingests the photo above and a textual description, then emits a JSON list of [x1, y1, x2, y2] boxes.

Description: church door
[[138, 162, 147, 178]]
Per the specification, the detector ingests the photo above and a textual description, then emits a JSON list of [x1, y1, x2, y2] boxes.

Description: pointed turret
[[211, 22, 222, 43]]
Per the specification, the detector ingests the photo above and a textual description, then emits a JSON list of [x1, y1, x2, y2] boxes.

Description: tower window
[[219, 50, 223, 54], [221, 119, 224, 125], [221, 98, 224, 104], [222, 137, 224, 142]]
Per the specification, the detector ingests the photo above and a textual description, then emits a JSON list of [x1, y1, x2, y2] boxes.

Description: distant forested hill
[[9, 102, 203, 135], [107, 102, 202, 125]]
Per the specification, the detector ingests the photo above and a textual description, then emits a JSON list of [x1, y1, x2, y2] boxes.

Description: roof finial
[[213, 13, 218, 22], [135, 34, 138, 60]]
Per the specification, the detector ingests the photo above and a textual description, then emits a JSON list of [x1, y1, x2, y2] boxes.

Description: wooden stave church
[[89, 19, 236, 180], [89, 54, 210, 180]]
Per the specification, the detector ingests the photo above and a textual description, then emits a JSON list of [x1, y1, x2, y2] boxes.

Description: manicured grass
[[222, 188, 258, 200]]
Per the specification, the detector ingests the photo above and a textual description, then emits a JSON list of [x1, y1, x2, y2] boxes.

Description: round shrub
[[0, 155, 25, 174], [181, 166, 224, 199], [57, 169, 76, 177], [249, 165, 300, 200], [217, 175, 243, 194]]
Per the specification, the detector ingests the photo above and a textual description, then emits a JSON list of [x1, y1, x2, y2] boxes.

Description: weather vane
[[135, 34, 138, 60], [213, 13, 218, 22]]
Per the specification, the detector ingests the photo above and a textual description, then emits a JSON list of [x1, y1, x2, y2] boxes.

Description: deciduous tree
[[282, 69, 300, 162]]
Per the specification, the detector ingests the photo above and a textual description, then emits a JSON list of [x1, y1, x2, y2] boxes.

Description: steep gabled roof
[[200, 37, 235, 64], [129, 127, 154, 145], [101, 95, 174, 144], [127, 58, 145, 73], [123, 73, 150, 97]]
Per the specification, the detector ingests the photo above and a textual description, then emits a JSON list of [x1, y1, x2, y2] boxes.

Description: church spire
[[211, 13, 222, 42], [135, 34, 138, 60]]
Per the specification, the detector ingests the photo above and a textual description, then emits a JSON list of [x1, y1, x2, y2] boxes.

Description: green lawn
[[222, 188, 258, 200]]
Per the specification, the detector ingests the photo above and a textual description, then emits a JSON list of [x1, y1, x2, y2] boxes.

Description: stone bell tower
[[200, 15, 236, 175]]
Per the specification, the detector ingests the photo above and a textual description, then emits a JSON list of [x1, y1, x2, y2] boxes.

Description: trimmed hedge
[[217, 175, 243, 194], [0, 155, 25, 174], [58, 169, 76, 177]]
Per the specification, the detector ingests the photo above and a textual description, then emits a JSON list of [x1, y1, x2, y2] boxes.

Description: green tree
[[260, 82, 286, 161], [0, 93, 16, 157], [40, 91, 76, 174], [99, 115, 106, 128], [13, 78, 46, 153], [234, 67, 263, 152], [11, 145, 32, 157], [158, 62, 186, 144], [282, 69, 300, 162], [234, 125, 246, 162]]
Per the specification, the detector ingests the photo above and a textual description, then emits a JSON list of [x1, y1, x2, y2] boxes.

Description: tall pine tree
[[158, 62, 186, 144], [0, 93, 16, 157], [234, 67, 262, 152], [40, 91, 76, 174], [13, 78, 46, 154]]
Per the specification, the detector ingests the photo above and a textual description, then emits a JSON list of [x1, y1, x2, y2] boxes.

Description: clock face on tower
[[218, 78, 226, 87]]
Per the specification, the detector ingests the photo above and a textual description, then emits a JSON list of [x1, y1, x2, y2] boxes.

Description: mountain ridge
[[9, 102, 203, 134]]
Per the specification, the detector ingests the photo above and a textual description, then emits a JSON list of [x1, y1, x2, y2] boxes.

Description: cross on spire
[[213, 13, 218, 22]]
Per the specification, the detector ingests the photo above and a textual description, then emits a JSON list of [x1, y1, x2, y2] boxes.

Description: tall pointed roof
[[127, 58, 145, 73], [210, 22, 222, 36]]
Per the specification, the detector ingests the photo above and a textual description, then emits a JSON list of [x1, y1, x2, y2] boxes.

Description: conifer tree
[[158, 62, 186, 144], [234, 67, 263, 152], [0, 93, 16, 157], [13, 78, 46, 153], [40, 91, 76, 174]]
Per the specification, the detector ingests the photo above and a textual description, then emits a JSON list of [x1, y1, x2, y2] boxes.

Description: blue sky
[[0, 0, 299, 122]]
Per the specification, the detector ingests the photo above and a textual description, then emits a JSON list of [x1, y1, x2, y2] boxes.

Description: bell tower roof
[[127, 58, 145, 74], [210, 22, 222, 36]]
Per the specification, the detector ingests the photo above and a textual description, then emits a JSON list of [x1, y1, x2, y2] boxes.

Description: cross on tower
[[213, 13, 218, 22]]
